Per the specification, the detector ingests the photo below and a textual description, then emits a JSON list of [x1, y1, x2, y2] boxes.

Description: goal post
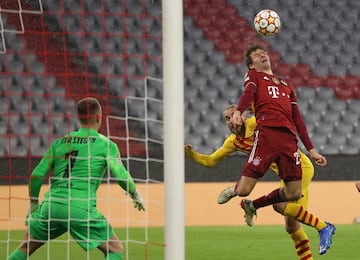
[[163, 1, 185, 260]]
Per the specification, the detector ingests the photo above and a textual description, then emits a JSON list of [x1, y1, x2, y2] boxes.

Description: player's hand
[[129, 189, 145, 211], [309, 149, 327, 166], [25, 201, 39, 226], [184, 144, 193, 158], [355, 182, 360, 192], [231, 110, 244, 126]]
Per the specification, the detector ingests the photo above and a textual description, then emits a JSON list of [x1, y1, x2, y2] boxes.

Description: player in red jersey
[[187, 105, 334, 258], [225, 44, 335, 254]]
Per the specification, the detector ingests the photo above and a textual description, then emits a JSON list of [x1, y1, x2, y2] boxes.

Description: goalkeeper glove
[[128, 189, 145, 211], [25, 201, 39, 226]]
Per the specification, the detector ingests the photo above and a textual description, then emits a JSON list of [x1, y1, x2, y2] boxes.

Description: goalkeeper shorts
[[29, 201, 115, 251]]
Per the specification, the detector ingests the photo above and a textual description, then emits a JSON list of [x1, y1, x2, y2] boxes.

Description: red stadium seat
[[306, 75, 325, 88], [324, 75, 344, 89], [334, 86, 354, 100], [343, 75, 359, 88]]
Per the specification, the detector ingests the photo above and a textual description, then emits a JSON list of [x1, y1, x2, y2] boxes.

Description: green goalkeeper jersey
[[30, 128, 136, 209]]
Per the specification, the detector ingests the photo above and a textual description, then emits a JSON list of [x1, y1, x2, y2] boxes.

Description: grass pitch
[[1, 224, 358, 259]]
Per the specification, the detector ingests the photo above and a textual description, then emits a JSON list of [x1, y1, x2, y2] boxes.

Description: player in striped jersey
[[185, 105, 333, 258]]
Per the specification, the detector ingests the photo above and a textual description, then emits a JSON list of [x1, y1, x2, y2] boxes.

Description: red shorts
[[242, 126, 302, 182]]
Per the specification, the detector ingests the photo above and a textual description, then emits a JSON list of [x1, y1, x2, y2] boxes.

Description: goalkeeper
[[8, 97, 145, 260], [185, 105, 334, 258]]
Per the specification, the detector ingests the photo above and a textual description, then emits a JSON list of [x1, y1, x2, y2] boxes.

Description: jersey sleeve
[[292, 103, 314, 151], [237, 71, 257, 113], [108, 141, 136, 194], [29, 142, 55, 200], [187, 136, 237, 167]]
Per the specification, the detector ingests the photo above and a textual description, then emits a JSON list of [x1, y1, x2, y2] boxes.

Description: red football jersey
[[238, 69, 297, 135]]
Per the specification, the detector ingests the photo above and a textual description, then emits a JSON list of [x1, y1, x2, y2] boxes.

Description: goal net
[[0, 1, 165, 259]]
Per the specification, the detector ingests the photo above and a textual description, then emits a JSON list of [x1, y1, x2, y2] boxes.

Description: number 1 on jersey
[[63, 151, 79, 178]]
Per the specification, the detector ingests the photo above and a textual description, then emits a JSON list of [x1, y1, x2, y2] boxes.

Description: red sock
[[252, 188, 286, 209]]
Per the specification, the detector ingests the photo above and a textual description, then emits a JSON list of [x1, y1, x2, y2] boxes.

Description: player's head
[[77, 97, 102, 130], [223, 105, 245, 135], [244, 44, 271, 71]]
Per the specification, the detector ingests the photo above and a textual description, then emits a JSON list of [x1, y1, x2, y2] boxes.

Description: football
[[254, 9, 281, 36]]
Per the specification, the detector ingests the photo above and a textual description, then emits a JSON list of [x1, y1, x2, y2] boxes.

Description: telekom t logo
[[268, 86, 280, 98]]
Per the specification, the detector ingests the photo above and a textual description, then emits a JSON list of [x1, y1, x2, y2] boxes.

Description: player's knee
[[282, 187, 302, 201], [108, 240, 123, 254], [272, 203, 285, 214], [234, 176, 257, 196], [98, 236, 124, 255]]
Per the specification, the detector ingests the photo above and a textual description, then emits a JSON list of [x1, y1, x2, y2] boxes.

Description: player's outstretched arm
[[184, 144, 228, 167]]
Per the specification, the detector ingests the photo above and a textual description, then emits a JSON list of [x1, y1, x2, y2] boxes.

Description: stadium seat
[[146, 78, 162, 99], [126, 98, 145, 119], [184, 63, 198, 80], [296, 87, 316, 101], [185, 133, 203, 150], [62, 0, 81, 12], [341, 144, 359, 155], [321, 111, 341, 124], [307, 99, 328, 113], [327, 134, 347, 147], [146, 38, 162, 57], [309, 133, 327, 151], [147, 122, 163, 142], [145, 0, 162, 15], [189, 120, 212, 137], [30, 116, 51, 135], [199, 85, 221, 100], [84, 0, 103, 12], [63, 15, 82, 33], [104, 16, 123, 35], [104, 0, 123, 13], [315, 87, 335, 101], [87, 36, 105, 54], [147, 100, 163, 120], [208, 74, 228, 90], [147, 59, 162, 77], [197, 63, 217, 78], [187, 98, 210, 113], [313, 122, 334, 136], [340, 110, 359, 124], [329, 64, 348, 77], [125, 16, 143, 35], [185, 112, 200, 126], [6, 58, 25, 73], [145, 18, 162, 37], [199, 109, 222, 123], [347, 99, 360, 113], [30, 136, 49, 156], [302, 110, 321, 126], [0, 114, 8, 135], [319, 143, 340, 155], [10, 136, 28, 156], [0, 136, 8, 155], [127, 58, 145, 76], [126, 37, 144, 56], [333, 122, 354, 135]]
